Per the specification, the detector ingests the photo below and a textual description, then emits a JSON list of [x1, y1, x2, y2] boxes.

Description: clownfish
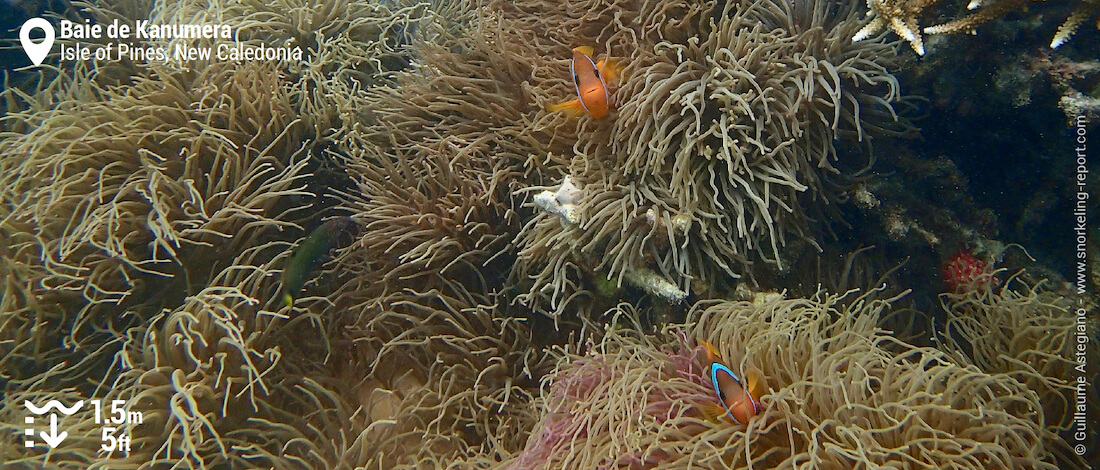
[[698, 340, 763, 424], [548, 46, 621, 119]]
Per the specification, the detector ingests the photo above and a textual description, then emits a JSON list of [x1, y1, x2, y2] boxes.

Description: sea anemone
[[498, 309, 714, 469], [0, 46, 312, 410], [324, 90, 548, 466], [328, 142, 516, 313], [353, 0, 912, 319], [939, 273, 1096, 468], [498, 291, 1059, 469], [2, 0, 1085, 468], [330, 298, 543, 468], [0, 0, 451, 467], [512, 0, 912, 314]]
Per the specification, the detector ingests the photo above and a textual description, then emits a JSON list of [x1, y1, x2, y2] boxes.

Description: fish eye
[[711, 363, 744, 423], [573, 73, 580, 84], [711, 363, 744, 397]]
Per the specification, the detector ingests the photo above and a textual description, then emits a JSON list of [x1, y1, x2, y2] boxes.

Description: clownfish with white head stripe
[[549, 46, 622, 119]]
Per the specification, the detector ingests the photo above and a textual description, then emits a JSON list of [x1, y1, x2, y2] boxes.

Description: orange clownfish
[[699, 340, 762, 424], [549, 46, 621, 119]]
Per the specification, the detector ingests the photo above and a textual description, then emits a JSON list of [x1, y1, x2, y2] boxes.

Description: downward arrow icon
[[39, 414, 67, 448]]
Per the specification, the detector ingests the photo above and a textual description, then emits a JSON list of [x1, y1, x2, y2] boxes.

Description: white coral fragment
[[624, 267, 688, 303], [533, 175, 582, 225]]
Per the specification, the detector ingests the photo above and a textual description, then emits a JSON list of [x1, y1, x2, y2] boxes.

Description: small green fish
[[282, 216, 350, 307]]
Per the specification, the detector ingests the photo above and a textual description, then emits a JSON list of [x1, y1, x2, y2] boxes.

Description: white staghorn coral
[[855, 0, 938, 54]]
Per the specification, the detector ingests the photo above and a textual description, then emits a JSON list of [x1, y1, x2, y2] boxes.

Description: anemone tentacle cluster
[[494, 292, 1060, 469], [514, 0, 909, 315], [0, 0, 1090, 468]]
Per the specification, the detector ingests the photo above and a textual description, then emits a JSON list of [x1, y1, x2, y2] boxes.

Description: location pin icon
[[20, 18, 55, 66]]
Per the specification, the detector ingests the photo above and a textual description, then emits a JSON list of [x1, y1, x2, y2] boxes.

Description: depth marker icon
[[24, 400, 82, 448]]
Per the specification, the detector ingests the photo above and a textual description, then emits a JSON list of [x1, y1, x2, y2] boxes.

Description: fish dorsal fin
[[574, 45, 595, 57], [699, 340, 722, 364], [596, 58, 621, 84]]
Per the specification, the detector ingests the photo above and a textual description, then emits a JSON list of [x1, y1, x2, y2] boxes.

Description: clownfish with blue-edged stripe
[[548, 46, 622, 119], [698, 340, 763, 424]]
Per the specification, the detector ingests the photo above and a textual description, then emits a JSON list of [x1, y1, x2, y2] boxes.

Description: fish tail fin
[[596, 58, 622, 83], [548, 98, 585, 116], [283, 293, 294, 308], [697, 402, 730, 423], [746, 370, 765, 408]]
